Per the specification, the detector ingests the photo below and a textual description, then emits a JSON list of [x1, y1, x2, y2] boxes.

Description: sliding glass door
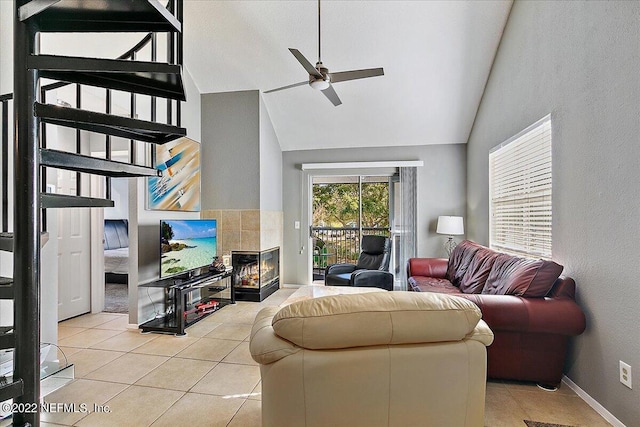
[[311, 175, 391, 281]]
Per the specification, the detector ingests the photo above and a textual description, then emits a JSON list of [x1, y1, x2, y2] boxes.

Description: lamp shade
[[436, 216, 464, 235]]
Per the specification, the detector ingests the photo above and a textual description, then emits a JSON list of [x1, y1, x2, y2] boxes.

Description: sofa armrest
[[326, 263, 356, 275], [468, 319, 494, 346], [459, 294, 586, 336], [250, 307, 300, 365], [407, 258, 448, 279], [351, 270, 393, 290]]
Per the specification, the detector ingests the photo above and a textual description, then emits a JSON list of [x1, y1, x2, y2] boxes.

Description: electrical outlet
[[620, 361, 632, 389], [294, 221, 300, 229]]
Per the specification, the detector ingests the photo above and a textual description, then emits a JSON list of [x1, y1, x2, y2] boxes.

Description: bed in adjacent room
[[104, 219, 129, 284]]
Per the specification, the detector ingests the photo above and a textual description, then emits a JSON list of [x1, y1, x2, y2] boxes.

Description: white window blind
[[489, 116, 552, 259]]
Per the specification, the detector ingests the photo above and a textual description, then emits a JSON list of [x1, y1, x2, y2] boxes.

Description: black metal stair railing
[[1, 8, 185, 232], [1, 1, 186, 425]]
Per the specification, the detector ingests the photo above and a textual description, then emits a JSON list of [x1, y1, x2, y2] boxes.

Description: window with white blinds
[[489, 115, 552, 259]]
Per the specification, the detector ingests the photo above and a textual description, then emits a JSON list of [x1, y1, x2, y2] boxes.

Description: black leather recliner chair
[[324, 235, 393, 290]]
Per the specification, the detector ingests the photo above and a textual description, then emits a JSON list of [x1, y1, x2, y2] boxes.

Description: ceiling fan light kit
[[265, 0, 384, 106], [310, 78, 330, 91]]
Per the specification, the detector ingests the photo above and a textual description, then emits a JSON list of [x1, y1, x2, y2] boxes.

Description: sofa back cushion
[[458, 247, 500, 294], [272, 292, 482, 350], [482, 254, 563, 297], [446, 240, 482, 286]]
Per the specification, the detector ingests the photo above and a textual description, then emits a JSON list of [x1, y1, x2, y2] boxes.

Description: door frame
[[306, 171, 395, 285], [89, 175, 105, 314], [89, 149, 132, 315]]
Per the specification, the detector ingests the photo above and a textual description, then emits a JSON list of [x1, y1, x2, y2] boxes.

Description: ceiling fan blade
[[321, 84, 342, 106], [264, 81, 308, 94], [289, 48, 323, 79], [330, 67, 384, 84]]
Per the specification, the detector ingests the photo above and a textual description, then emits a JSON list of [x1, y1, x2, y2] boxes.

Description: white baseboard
[[562, 375, 626, 427], [281, 283, 303, 289]]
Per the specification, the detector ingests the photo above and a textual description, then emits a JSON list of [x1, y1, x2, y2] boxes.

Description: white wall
[[282, 144, 466, 285], [103, 179, 129, 220], [0, 0, 14, 303], [40, 210, 58, 346], [181, 66, 201, 143], [259, 96, 282, 212], [0, 1, 59, 345], [466, 1, 640, 425], [0, 2, 13, 241], [0, 1, 12, 95]]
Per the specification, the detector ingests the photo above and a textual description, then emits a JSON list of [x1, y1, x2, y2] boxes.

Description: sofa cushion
[[446, 240, 482, 286], [458, 247, 500, 294], [272, 292, 482, 350], [407, 258, 448, 278], [408, 276, 461, 294], [482, 254, 563, 297]]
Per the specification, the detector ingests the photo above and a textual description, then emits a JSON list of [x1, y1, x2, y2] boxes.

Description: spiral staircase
[[0, 1, 187, 425]]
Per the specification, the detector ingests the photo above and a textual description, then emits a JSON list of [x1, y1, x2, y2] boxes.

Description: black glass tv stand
[[139, 268, 234, 336]]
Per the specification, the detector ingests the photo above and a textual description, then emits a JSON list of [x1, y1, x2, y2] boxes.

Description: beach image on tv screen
[[161, 219, 217, 278]]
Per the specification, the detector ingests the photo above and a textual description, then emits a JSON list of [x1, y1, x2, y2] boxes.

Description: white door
[[57, 168, 91, 321]]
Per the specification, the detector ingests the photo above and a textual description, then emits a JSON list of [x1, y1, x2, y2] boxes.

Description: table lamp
[[436, 216, 464, 257]]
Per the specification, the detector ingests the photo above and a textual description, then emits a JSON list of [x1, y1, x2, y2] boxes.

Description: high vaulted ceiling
[[183, 0, 512, 151], [0, 1, 512, 151]]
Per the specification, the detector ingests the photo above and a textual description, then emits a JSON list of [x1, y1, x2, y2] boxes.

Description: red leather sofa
[[408, 240, 586, 387]]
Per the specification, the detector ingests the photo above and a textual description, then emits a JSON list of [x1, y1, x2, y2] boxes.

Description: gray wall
[[466, 1, 640, 425], [259, 96, 282, 212], [282, 144, 466, 285], [200, 90, 260, 210]]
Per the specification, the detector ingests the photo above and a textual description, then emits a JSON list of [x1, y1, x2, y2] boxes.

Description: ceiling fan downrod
[[263, 0, 384, 106], [317, 0, 322, 64]]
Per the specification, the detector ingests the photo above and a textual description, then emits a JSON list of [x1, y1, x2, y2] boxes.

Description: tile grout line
[[145, 389, 188, 427], [65, 349, 128, 379], [225, 397, 251, 427], [52, 301, 257, 425]]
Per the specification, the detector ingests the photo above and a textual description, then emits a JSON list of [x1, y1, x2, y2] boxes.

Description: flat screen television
[[160, 219, 217, 279]]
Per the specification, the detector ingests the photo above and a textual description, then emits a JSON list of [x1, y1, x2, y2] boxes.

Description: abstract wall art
[[147, 136, 201, 211]]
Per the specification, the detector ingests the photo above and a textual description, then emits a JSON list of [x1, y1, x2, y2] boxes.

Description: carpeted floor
[[104, 282, 128, 314], [524, 421, 576, 427]]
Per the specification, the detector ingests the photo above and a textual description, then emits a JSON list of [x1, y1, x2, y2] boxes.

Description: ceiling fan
[[264, 0, 384, 106]]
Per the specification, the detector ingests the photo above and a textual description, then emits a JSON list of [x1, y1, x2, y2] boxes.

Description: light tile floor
[[32, 288, 610, 426]]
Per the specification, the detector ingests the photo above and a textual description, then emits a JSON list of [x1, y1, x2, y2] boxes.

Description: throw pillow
[[482, 255, 563, 297]]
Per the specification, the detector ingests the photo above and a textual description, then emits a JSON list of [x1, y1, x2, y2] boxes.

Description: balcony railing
[[311, 226, 390, 278]]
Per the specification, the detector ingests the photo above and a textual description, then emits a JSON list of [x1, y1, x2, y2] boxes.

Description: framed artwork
[[147, 136, 201, 211]]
